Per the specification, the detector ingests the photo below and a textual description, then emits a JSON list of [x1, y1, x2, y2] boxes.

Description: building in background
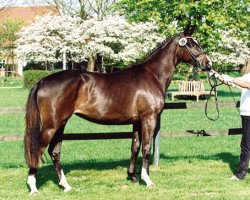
[[0, 5, 58, 24]]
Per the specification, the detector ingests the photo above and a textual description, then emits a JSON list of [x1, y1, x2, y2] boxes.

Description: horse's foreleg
[[141, 116, 157, 187], [128, 123, 141, 183], [48, 124, 72, 192]]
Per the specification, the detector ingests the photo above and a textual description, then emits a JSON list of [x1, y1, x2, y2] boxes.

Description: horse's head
[[176, 26, 212, 71]]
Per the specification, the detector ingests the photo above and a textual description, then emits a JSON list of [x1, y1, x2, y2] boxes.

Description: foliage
[[15, 14, 163, 71], [172, 74, 187, 81], [211, 29, 250, 72], [173, 64, 208, 81], [115, 0, 250, 69], [23, 70, 58, 88], [0, 19, 24, 46], [0, 18, 24, 71], [115, 0, 249, 41]]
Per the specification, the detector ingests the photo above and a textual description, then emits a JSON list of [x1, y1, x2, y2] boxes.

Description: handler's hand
[[208, 70, 215, 77], [221, 74, 234, 82]]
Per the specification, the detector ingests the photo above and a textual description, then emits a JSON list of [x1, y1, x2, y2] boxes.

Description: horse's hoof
[[146, 183, 155, 189], [131, 177, 139, 183], [127, 175, 139, 183], [63, 186, 72, 192], [29, 190, 39, 196]]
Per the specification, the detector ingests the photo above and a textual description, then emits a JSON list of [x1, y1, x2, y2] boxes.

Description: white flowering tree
[[15, 15, 85, 65], [211, 30, 250, 71], [15, 14, 163, 72]]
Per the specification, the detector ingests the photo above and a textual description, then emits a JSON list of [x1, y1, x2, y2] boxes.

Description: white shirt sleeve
[[238, 73, 250, 82], [240, 73, 250, 116]]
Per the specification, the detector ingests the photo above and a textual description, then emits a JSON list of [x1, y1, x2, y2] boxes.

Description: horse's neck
[[144, 44, 177, 92]]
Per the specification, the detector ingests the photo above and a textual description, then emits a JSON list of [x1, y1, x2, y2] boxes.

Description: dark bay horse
[[25, 27, 212, 195]]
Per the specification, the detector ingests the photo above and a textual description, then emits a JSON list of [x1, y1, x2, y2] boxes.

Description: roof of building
[[0, 5, 59, 25]]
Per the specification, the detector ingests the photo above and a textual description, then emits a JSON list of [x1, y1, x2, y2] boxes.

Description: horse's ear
[[184, 22, 191, 36], [184, 23, 196, 36], [189, 25, 196, 35]]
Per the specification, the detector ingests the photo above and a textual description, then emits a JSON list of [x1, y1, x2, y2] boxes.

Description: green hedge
[[23, 70, 59, 88], [172, 73, 208, 81]]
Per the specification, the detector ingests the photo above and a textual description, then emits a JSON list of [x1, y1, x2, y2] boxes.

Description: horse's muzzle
[[197, 54, 212, 71]]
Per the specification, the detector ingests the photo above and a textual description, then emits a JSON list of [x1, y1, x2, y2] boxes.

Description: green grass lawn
[[0, 76, 23, 87], [0, 135, 249, 199], [0, 88, 29, 108]]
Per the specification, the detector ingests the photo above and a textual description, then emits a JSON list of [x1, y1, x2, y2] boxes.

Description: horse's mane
[[131, 34, 177, 67]]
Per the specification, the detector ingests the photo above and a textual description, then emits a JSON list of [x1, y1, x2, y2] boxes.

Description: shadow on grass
[[34, 152, 241, 190], [37, 152, 239, 188], [217, 90, 241, 98], [160, 152, 239, 173], [36, 158, 137, 190]]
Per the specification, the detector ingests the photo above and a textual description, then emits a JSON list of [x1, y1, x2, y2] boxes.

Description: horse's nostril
[[207, 62, 213, 69]]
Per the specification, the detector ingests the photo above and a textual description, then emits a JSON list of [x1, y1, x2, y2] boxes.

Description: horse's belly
[[74, 106, 139, 124]]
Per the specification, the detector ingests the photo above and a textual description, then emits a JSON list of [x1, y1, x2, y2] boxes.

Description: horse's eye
[[188, 42, 194, 47]]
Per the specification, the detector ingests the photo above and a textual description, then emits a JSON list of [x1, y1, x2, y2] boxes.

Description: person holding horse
[[215, 64, 250, 180]]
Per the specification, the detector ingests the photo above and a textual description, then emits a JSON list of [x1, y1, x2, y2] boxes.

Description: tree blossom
[[15, 15, 84, 63], [15, 14, 163, 71], [211, 30, 250, 69]]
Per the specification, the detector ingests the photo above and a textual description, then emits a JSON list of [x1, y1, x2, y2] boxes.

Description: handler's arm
[[232, 79, 250, 89]]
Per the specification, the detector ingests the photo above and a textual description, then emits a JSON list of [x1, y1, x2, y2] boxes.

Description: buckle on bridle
[[179, 37, 206, 65], [178, 38, 187, 46]]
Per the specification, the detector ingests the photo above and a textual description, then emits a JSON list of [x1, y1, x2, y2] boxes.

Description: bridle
[[178, 36, 221, 121], [178, 36, 208, 68], [178, 37, 240, 121]]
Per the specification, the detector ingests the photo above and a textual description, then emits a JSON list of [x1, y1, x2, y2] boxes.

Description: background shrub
[[172, 74, 187, 80], [23, 70, 59, 88]]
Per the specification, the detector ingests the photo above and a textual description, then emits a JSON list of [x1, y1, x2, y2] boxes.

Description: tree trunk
[[63, 52, 67, 70], [78, 0, 88, 20], [87, 56, 96, 72], [242, 58, 250, 73]]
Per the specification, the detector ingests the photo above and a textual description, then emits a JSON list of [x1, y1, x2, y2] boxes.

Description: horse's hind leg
[[128, 122, 141, 183], [48, 124, 72, 192], [27, 168, 39, 195], [27, 127, 57, 195]]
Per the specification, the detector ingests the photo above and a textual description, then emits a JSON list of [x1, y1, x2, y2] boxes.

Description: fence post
[[153, 116, 161, 166]]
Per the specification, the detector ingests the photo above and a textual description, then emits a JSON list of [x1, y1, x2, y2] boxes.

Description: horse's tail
[[24, 83, 41, 169]]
